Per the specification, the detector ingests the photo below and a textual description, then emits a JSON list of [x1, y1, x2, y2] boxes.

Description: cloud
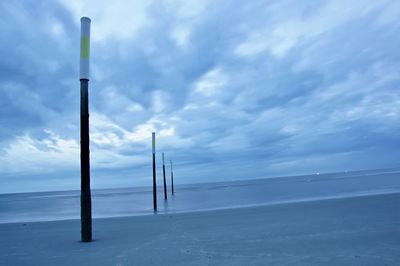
[[170, 26, 192, 48], [0, 131, 79, 174], [59, 0, 153, 42], [234, 0, 391, 58], [193, 67, 228, 97]]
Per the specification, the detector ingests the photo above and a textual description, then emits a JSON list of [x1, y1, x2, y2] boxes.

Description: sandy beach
[[0, 192, 399, 265]]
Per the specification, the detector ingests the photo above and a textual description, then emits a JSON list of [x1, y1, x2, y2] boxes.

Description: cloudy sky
[[0, 0, 399, 193]]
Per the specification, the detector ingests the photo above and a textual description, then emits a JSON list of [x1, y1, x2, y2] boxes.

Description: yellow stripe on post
[[152, 132, 156, 154], [80, 36, 90, 59]]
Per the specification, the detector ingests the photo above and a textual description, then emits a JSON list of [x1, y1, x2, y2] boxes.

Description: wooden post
[[152, 132, 157, 211], [80, 17, 92, 242], [162, 152, 167, 200]]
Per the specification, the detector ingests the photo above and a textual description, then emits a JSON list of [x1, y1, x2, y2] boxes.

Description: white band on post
[[80, 17, 91, 80]]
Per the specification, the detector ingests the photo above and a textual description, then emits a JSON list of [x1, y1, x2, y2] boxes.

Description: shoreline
[[1, 192, 399, 265], [1, 189, 399, 225]]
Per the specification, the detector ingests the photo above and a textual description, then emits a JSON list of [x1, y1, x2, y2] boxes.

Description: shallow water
[[0, 168, 399, 223]]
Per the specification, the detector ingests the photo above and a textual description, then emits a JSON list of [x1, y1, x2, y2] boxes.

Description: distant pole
[[162, 152, 167, 200], [152, 132, 157, 211], [170, 160, 174, 195], [80, 17, 92, 242]]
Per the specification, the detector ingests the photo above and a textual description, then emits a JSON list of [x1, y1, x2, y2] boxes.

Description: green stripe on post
[[80, 36, 90, 59]]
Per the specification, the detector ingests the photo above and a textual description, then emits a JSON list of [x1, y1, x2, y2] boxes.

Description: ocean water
[[0, 168, 399, 223]]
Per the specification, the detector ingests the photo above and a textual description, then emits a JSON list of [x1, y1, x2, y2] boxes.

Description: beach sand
[[0, 193, 399, 265]]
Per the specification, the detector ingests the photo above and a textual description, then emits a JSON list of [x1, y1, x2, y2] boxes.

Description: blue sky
[[0, 0, 400, 193]]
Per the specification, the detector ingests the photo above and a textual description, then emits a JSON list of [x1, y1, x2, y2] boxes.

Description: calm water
[[0, 169, 400, 223]]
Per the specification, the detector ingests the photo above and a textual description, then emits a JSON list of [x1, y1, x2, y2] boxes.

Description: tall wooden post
[[162, 152, 167, 200], [170, 160, 174, 195], [152, 132, 157, 211], [80, 17, 92, 242]]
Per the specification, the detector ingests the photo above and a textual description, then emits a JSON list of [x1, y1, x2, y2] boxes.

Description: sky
[[0, 0, 400, 193]]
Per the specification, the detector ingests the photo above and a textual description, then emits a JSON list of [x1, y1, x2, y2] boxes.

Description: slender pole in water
[[80, 17, 92, 242], [162, 152, 167, 200], [170, 160, 174, 195], [152, 132, 157, 211]]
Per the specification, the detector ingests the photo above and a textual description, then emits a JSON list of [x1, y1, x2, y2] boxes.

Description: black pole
[[79, 16, 92, 243], [162, 152, 167, 200], [170, 160, 174, 195], [80, 79, 92, 242], [152, 132, 157, 211]]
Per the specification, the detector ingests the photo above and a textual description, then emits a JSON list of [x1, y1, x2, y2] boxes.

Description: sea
[[1, 168, 399, 223]]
